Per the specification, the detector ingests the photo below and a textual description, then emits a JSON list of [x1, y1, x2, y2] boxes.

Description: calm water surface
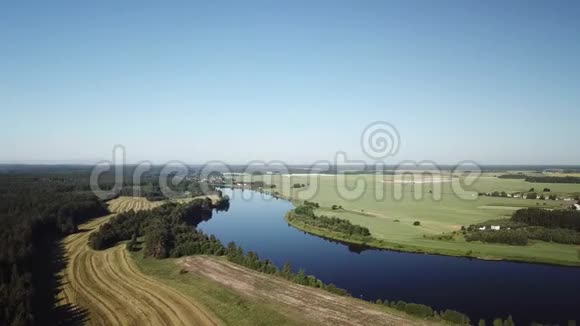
[[199, 189, 580, 325]]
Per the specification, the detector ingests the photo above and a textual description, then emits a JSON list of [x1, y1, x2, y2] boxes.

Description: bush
[[440, 309, 470, 325], [394, 300, 407, 311], [404, 303, 433, 318], [413, 221, 421, 226]]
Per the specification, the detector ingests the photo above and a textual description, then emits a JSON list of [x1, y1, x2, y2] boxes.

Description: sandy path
[[57, 210, 221, 325]]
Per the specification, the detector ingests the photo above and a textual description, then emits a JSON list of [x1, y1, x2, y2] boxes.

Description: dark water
[[199, 189, 580, 325]]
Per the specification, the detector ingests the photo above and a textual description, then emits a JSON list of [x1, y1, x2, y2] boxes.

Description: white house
[[478, 226, 486, 230], [491, 225, 501, 231], [574, 204, 580, 211]]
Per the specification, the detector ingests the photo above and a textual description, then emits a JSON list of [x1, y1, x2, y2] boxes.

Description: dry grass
[[179, 256, 435, 326], [57, 213, 221, 326], [107, 195, 221, 213]]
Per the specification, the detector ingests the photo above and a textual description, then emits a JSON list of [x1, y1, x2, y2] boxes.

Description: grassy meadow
[[235, 172, 580, 265]]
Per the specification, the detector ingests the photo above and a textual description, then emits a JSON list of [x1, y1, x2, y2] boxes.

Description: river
[[198, 189, 580, 325]]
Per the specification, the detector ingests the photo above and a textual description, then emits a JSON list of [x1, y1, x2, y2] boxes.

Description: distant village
[[478, 189, 580, 211]]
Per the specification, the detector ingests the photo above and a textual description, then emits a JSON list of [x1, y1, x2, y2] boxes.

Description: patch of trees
[[525, 227, 580, 245], [469, 219, 526, 230], [0, 172, 109, 325], [512, 208, 580, 231], [225, 242, 349, 296], [479, 191, 509, 197], [525, 176, 580, 184], [527, 192, 538, 200], [497, 174, 527, 179], [287, 206, 371, 238], [89, 197, 220, 252], [292, 183, 306, 188], [331, 204, 343, 210], [466, 229, 529, 245], [303, 200, 319, 208], [465, 210, 580, 245], [373, 299, 470, 324]]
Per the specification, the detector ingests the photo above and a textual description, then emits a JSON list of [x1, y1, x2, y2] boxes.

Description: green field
[[238, 172, 580, 265]]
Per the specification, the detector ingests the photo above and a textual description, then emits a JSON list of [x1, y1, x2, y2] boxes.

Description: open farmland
[[107, 196, 217, 213], [236, 173, 580, 265], [108, 196, 164, 213]]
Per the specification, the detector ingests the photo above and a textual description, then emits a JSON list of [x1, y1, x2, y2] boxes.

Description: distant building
[[574, 204, 580, 211], [491, 225, 501, 231], [478, 226, 486, 230]]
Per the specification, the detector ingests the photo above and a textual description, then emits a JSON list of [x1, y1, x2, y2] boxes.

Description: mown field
[[237, 172, 580, 265], [57, 198, 221, 326], [108, 196, 214, 213]]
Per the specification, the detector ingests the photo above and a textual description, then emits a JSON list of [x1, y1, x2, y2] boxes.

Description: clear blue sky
[[1, 1, 579, 165]]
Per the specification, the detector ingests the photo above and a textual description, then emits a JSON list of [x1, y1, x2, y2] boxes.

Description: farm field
[[238, 173, 580, 265], [108, 195, 219, 213], [57, 198, 221, 326]]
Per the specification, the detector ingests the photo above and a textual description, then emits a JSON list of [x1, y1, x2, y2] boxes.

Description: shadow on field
[[32, 234, 89, 325]]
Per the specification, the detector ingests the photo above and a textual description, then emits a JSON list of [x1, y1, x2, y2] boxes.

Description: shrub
[[404, 303, 433, 318], [394, 300, 407, 311], [413, 221, 421, 226], [440, 309, 470, 325]]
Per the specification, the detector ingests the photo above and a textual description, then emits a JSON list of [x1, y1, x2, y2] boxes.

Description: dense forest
[[0, 166, 218, 326], [0, 173, 109, 325], [287, 202, 371, 238], [512, 208, 580, 231]]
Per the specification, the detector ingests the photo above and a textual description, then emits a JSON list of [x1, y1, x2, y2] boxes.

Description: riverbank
[[285, 212, 580, 267], [176, 255, 438, 326]]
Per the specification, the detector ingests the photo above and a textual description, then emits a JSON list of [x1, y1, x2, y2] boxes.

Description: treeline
[[525, 176, 580, 184], [497, 174, 527, 179], [289, 205, 371, 238], [497, 173, 580, 184], [466, 227, 580, 246], [0, 173, 109, 326], [512, 208, 580, 231], [89, 197, 219, 253], [371, 299, 471, 324], [465, 208, 580, 246], [466, 229, 529, 245], [224, 242, 350, 296]]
